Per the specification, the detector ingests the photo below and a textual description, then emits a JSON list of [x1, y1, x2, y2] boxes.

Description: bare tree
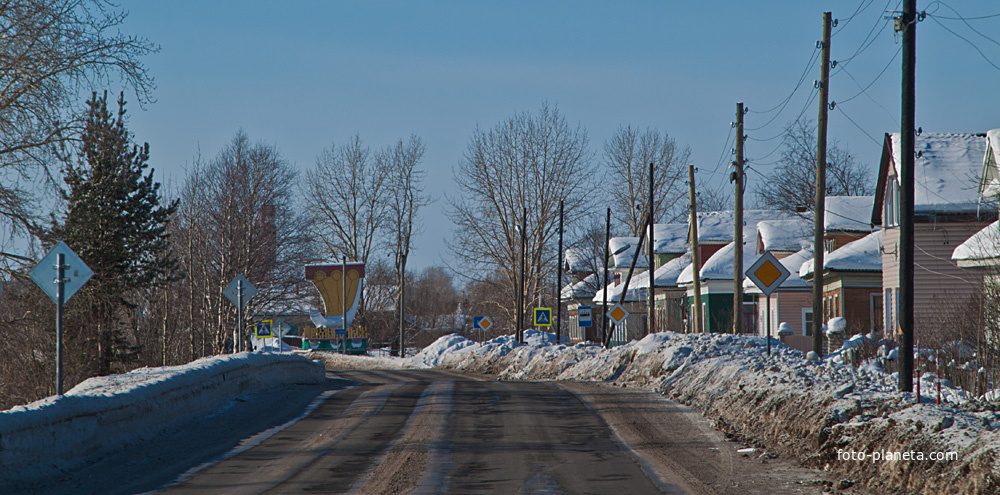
[[176, 131, 313, 353], [0, 0, 156, 239], [754, 119, 872, 211], [449, 104, 595, 330], [605, 126, 690, 234], [304, 135, 387, 264], [381, 135, 429, 355]]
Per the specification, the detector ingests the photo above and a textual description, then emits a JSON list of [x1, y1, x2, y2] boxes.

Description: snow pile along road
[[0, 352, 324, 481], [412, 330, 1000, 494]]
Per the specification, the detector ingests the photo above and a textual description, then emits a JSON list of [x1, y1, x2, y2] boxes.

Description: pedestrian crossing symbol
[[534, 308, 552, 327]]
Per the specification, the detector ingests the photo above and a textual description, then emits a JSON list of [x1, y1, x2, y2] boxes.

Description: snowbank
[[0, 352, 324, 478], [415, 330, 1000, 494]]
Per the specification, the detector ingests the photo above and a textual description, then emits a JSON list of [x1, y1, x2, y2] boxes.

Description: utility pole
[[688, 165, 703, 334], [733, 102, 745, 335], [556, 200, 564, 344], [899, 0, 916, 392], [812, 12, 832, 356], [602, 207, 611, 345], [517, 207, 527, 343], [648, 161, 655, 336]]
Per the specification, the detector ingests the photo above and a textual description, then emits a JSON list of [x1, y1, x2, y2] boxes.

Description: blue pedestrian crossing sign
[[254, 320, 273, 338], [534, 308, 552, 327]]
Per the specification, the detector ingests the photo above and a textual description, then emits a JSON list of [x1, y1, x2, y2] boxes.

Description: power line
[[834, 104, 883, 147], [925, 0, 1000, 21], [833, 0, 878, 37], [747, 48, 820, 120], [928, 15, 1000, 71]]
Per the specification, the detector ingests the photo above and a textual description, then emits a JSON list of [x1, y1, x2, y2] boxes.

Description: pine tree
[[47, 91, 180, 376]]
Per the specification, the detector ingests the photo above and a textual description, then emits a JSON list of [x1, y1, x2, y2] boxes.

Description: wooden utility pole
[[556, 200, 564, 344], [688, 165, 703, 333], [899, 0, 916, 392], [733, 102, 745, 335], [518, 207, 527, 343], [602, 208, 611, 345], [812, 12, 832, 355], [648, 161, 656, 335]]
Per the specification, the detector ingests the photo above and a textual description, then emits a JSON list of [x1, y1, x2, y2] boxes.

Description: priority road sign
[[607, 303, 629, 325], [224, 274, 257, 309], [473, 316, 493, 331], [30, 241, 93, 303], [745, 251, 790, 296], [534, 308, 552, 326], [577, 305, 593, 327]]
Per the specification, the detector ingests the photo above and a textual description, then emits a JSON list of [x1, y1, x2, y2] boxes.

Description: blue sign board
[[334, 328, 348, 335], [534, 308, 552, 327], [577, 306, 593, 327]]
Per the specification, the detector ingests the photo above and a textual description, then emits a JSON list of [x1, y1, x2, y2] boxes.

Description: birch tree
[[604, 125, 690, 235], [449, 104, 594, 329], [0, 0, 156, 240], [304, 135, 387, 264]]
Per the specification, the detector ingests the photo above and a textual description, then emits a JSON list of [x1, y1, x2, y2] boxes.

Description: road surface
[[17, 369, 848, 494]]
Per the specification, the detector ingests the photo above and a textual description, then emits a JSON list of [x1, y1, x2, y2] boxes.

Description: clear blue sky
[[118, 0, 1000, 271]]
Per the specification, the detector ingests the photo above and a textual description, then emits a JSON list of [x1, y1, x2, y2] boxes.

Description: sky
[[113, 0, 1000, 272]]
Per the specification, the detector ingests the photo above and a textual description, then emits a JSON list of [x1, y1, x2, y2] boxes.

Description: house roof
[[799, 230, 883, 278], [592, 279, 647, 303], [677, 240, 759, 285], [562, 273, 599, 299], [873, 132, 990, 224], [756, 218, 813, 253], [696, 210, 803, 244], [609, 236, 649, 269], [648, 223, 690, 254], [979, 129, 1000, 197], [564, 247, 598, 273], [952, 220, 1000, 262], [826, 196, 875, 233], [744, 247, 813, 291]]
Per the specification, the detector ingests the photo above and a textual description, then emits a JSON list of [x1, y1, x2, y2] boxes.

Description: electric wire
[[833, 0, 877, 37], [927, 15, 1000, 71], [833, 104, 883, 148], [746, 48, 820, 126]]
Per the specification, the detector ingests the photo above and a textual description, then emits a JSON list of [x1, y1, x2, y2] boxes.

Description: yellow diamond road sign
[[607, 303, 629, 325], [745, 251, 790, 296]]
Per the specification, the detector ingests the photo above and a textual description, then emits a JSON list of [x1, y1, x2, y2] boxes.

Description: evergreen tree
[[47, 91, 180, 376]]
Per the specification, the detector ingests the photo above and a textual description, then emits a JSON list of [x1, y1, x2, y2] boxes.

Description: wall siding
[[881, 220, 988, 337]]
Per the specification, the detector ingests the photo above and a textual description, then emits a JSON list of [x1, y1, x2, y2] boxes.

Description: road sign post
[[606, 303, 630, 345], [30, 242, 93, 396], [224, 275, 257, 353], [745, 251, 790, 355], [473, 316, 493, 342]]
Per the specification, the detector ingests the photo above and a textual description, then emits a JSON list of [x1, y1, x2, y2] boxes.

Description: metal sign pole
[[56, 253, 65, 396], [766, 294, 771, 356], [237, 278, 243, 353]]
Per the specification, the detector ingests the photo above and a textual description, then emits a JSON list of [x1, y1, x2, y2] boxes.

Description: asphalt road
[[11, 369, 844, 494], [154, 369, 837, 495]]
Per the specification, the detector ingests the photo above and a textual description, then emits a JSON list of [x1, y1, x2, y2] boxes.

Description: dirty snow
[[410, 330, 1000, 494]]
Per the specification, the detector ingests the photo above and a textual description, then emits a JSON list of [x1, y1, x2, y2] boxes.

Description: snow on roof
[[562, 273, 599, 299], [826, 196, 875, 232], [678, 241, 759, 285], [800, 230, 883, 278], [952, 220, 1000, 261], [609, 236, 649, 269], [564, 247, 599, 273], [756, 219, 812, 253], [648, 223, 689, 254], [696, 210, 803, 244], [744, 247, 813, 291], [592, 279, 647, 303], [888, 132, 988, 213]]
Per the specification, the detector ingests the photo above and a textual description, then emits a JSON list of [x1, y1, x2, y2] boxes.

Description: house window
[[803, 309, 814, 337], [824, 238, 835, 253], [834, 293, 840, 317], [871, 292, 884, 334], [885, 178, 900, 227]]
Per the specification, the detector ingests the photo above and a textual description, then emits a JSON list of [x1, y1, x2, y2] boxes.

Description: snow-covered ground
[[407, 330, 1000, 494], [0, 352, 323, 485]]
